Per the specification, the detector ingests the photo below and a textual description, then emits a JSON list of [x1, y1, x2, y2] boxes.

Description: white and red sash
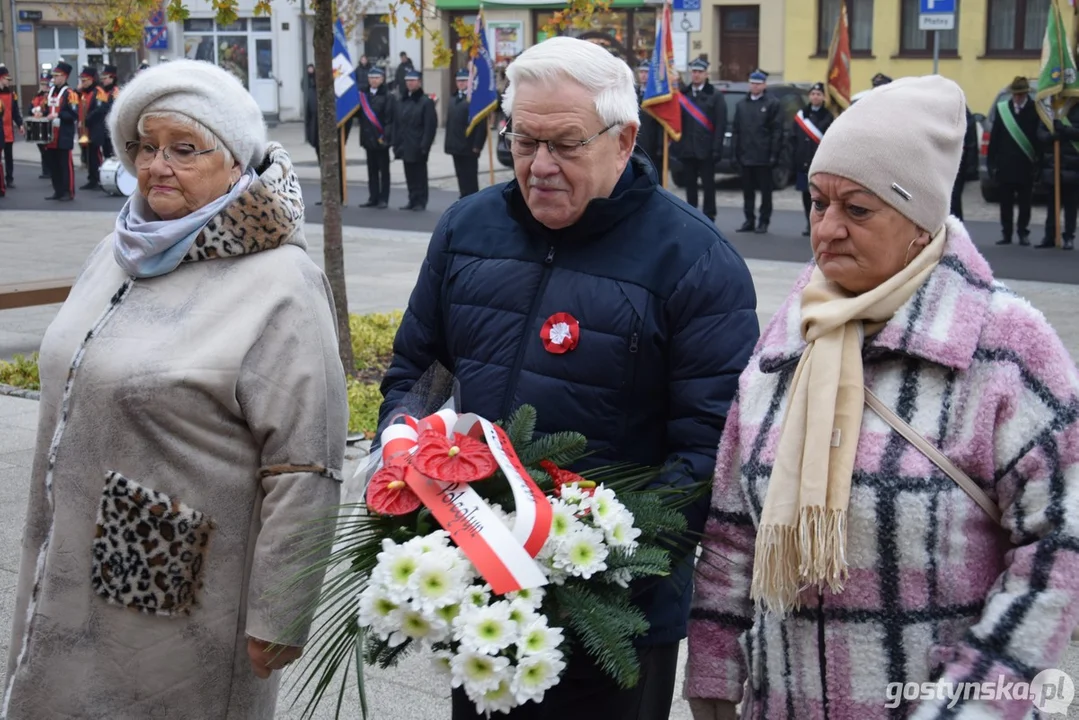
[[795, 109, 824, 144], [379, 409, 552, 594]]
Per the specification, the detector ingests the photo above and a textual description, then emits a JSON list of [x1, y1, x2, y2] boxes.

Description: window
[[251, 17, 272, 32], [900, 0, 959, 55], [818, 0, 874, 55], [182, 18, 270, 88], [360, 14, 390, 63], [987, 0, 1048, 55], [532, 10, 654, 65]]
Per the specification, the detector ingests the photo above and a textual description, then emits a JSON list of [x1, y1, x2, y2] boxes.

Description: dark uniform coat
[[675, 82, 726, 160], [1038, 101, 1079, 187], [988, 98, 1039, 185], [732, 91, 783, 168], [357, 85, 395, 150], [444, 91, 487, 156], [790, 104, 833, 175], [393, 89, 436, 163]]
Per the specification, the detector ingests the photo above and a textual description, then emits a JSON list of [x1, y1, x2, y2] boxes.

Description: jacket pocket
[[91, 471, 215, 617]]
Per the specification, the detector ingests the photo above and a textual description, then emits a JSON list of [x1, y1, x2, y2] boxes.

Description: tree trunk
[[312, 0, 356, 374]]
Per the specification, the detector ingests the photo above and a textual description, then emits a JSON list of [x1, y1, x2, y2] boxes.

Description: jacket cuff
[[685, 623, 747, 701]]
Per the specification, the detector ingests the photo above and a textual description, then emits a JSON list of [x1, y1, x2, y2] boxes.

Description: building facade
[[0, 0, 422, 123], [782, 0, 1054, 115]]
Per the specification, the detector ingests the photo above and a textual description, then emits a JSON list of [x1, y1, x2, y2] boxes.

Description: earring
[[903, 236, 920, 267]]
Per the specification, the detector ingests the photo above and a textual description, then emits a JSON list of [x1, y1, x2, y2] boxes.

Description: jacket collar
[[503, 154, 658, 244], [758, 217, 996, 374]]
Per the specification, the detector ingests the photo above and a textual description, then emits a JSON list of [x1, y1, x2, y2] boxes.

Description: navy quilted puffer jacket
[[380, 153, 760, 644]]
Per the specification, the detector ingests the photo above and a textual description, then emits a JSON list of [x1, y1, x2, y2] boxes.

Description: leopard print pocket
[[92, 472, 215, 616]]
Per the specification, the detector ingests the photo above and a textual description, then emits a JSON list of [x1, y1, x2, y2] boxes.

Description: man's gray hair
[[502, 37, 640, 129]]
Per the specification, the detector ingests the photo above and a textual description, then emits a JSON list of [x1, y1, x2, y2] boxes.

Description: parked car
[[669, 81, 812, 190], [980, 86, 1047, 203]]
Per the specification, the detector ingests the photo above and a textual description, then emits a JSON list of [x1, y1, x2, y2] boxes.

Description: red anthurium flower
[[539, 460, 596, 498], [366, 464, 422, 515], [412, 430, 498, 483]]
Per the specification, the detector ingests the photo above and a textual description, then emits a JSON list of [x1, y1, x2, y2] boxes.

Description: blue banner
[[332, 19, 360, 127], [467, 11, 499, 137]]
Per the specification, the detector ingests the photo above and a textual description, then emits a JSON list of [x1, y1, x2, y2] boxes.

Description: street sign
[[148, 8, 166, 27], [673, 11, 702, 32], [672, 0, 701, 10], [17, 10, 42, 21], [918, 13, 955, 30], [16, 23, 32, 33], [919, 0, 955, 11], [144, 26, 168, 50]]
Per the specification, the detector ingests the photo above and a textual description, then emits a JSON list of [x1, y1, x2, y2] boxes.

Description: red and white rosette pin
[[540, 312, 580, 355]]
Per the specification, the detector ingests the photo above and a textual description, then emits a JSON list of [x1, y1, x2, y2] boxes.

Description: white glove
[[689, 698, 740, 720]]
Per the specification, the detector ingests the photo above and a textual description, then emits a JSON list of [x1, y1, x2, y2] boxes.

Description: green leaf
[[519, 431, 588, 467], [505, 404, 537, 449], [552, 585, 649, 688]]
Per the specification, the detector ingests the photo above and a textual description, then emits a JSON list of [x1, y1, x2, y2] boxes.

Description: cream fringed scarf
[[750, 226, 947, 615]]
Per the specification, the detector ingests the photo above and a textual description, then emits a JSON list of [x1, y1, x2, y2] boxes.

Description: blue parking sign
[[919, 0, 955, 12], [672, 0, 701, 10]]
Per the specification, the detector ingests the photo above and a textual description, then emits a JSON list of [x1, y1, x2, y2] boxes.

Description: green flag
[[1036, 0, 1079, 128]]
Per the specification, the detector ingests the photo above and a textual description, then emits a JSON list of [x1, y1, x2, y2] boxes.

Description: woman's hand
[[689, 698, 740, 720], [247, 637, 302, 679]]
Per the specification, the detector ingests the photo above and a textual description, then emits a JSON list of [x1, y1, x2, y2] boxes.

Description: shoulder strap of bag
[[864, 389, 1002, 525], [995, 99, 1036, 162]]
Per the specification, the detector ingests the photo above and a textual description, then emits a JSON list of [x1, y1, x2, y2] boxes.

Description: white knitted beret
[[107, 59, 267, 175], [809, 75, 966, 233]]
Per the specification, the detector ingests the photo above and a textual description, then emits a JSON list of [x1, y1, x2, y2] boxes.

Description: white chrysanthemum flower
[[450, 650, 510, 693], [410, 552, 469, 614], [454, 600, 518, 654], [464, 583, 492, 608], [512, 651, 566, 704], [388, 607, 447, 647], [405, 530, 452, 554], [434, 602, 462, 626], [469, 676, 516, 715], [548, 500, 582, 542], [606, 567, 634, 588], [373, 541, 423, 601], [603, 514, 642, 551], [554, 527, 608, 579], [559, 485, 589, 505], [585, 485, 624, 529], [517, 615, 564, 656], [505, 586, 545, 608], [535, 543, 568, 585], [432, 649, 454, 677], [357, 585, 400, 636], [507, 598, 539, 628]]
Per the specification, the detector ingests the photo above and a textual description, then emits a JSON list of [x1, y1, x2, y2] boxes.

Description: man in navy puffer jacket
[[380, 36, 760, 720]]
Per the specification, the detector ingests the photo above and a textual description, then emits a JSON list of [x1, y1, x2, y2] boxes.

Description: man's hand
[[247, 637, 302, 679], [689, 698, 740, 720], [17, 125, 25, 137]]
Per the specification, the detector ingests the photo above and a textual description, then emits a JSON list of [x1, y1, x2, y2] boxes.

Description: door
[[718, 6, 760, 82], [249, 36, 279, 115]]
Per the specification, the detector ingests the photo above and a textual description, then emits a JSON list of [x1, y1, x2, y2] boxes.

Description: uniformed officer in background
[[674, 57, 725, 222], [444, 67, 486, 198], [99, 64, 121, 158], [732, 69, 782, 234], [393, 68, 436, 211], [357, 66, 395, 209], [790, 81, 833, 236], [0, 65, 24, 190], [44, 61, 79, 201], [76, 65, 110, 191], [29, 70, 51, 179], [635, 59, 661, 165]]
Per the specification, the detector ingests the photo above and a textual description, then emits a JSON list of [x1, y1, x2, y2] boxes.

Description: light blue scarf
[[112, 169, 255, 279]]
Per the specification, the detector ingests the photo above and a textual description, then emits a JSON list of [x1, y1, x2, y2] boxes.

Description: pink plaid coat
[[686, 218, 1079, 720]]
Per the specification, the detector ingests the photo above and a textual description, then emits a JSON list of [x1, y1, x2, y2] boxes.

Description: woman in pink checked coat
[[687, 76, 1079, 720]]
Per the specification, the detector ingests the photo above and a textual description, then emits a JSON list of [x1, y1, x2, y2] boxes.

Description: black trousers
[[450, 642, 679, 720], [365, 146, 391, 203], [998, 182, 1033, 240], [86, 143, 103, 185], [2, 141, 12, 182], [45, 147, 73, 198], [681, 157, 716, 219], [38, 145, 49, 176], [453, 153, 480, 197], [403, 159, 428, 208], [103, 136, 115, 159], [950, 176, 965, 221], [741, 165, 773, 225], [1044, 183, 1079, 241]]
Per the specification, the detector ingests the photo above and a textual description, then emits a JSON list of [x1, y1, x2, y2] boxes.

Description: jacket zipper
[[500, 245, 556, 421], [817, 592, 831, 720]]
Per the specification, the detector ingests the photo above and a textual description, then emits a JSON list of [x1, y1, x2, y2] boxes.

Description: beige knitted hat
[[108, 59, 267, 175], [809, 75, 966, 233]]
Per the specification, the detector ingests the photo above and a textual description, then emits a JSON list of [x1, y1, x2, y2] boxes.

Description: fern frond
[[553, 585, 649, 688], [519, 431, 588, 467], [505, 404, 538, 449]]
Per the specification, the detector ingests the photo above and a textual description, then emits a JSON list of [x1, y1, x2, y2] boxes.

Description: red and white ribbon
[[379, 410, 552, 594]]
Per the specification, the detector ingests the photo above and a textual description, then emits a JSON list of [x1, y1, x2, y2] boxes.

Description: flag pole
[[340, 124, 348, 207], [1056, 104, 1063, 248], [488, 114, 496, 186]]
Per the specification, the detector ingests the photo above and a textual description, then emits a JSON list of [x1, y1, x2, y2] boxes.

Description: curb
[[0, 384, 40, 401]]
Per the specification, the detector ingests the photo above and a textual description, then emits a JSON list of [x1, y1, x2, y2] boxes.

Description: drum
[[100, 158, 137, 197], [24, 119, 52, 144]]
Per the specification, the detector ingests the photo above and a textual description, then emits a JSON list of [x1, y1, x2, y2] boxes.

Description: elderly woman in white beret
[[687, 75, 1079, 719], [3, 59, 348, 718]]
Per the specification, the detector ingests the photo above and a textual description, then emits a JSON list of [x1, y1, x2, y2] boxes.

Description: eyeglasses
[[125, 141, 219, 170], [500, 124, 616, 160]]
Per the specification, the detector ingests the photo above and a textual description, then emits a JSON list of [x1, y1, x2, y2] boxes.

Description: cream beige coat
[[3, 145, 348, 719]]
